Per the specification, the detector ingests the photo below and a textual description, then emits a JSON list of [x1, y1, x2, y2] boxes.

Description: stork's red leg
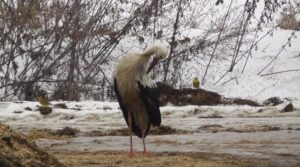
[[142, 133, 151, 157], [139, 115, 151, 157], [127, 112, 134, 157]]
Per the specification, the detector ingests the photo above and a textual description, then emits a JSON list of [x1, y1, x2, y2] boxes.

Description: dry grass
[[26, 129, 71, 141], [150, 139, 180, 146], [235, 139, 254, 144], [0, 123, 63, 166], [53, 151, 267, 167], [260, 140, 275, 145], [26, 127, 80, 141], [85, 125, 188, 137], [278, 13, 300, 31]]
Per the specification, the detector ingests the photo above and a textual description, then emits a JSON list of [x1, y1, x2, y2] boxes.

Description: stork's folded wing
[[114, 78, 145, 138], [137, 81, 161, 127]]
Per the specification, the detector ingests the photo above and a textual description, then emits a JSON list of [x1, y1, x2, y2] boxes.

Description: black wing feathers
[[137, 81, 161, 127]]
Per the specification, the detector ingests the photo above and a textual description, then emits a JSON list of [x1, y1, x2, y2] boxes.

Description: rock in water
[[263, 97, 283, 106], [55, 127, 79, 136], [39, 106, 53, 118], [54, 103, 68, 109], [280, 103, 293, 113]]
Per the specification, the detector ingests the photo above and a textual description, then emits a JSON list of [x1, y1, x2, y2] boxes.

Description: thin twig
[[257, 32, 296, 75], [162, 0, 182, 83], [229, 3, 247, 72], [260, 68, 300, 76], [214, 71, 229, 85], [221, 77, 236, 86], [201, 0, 233, 85], [214, 26, 276, 85]]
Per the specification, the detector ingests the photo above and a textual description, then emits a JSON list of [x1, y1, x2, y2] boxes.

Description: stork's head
[[147, 43, 168, 73]]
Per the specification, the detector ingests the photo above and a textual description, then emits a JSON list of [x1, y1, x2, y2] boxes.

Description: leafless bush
[[0, 0, 290, 101], [278, 6, 300, 31], [0, 0, 158, 101]]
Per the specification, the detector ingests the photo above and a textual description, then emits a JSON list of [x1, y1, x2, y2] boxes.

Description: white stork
[[113, 43, 168, 157]]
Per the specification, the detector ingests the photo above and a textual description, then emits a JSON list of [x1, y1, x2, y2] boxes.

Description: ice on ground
[[0, 99, 300, 166], [0, 100, 299, 131]]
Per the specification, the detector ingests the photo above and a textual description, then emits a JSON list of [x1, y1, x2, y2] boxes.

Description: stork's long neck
[[135, 47, 157, 88], [140, 46, 157, 58], [135, 46, 156, 72]]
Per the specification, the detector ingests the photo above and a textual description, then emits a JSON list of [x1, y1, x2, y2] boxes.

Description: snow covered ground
[[1, 100, 299, 132], [0, 28, 299, 165], [0, 100, 300, 166], [0, 1, 299, 166]]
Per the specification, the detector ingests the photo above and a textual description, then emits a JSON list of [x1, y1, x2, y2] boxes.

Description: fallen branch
[[157, 82, 260, 106]]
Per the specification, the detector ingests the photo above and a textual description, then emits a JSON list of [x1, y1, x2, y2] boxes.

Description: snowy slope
[[175, 28, 300, 101], [218, 29, 300, 100]]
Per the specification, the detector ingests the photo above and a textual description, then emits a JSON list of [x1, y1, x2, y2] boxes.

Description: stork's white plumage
[[113, 43, 168, 157]]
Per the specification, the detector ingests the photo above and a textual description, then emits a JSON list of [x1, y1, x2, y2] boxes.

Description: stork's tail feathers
[[141, 43, 168, 58]]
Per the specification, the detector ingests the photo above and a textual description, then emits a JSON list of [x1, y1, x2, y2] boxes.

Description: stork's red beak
[[147, 57, 159, 73]]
